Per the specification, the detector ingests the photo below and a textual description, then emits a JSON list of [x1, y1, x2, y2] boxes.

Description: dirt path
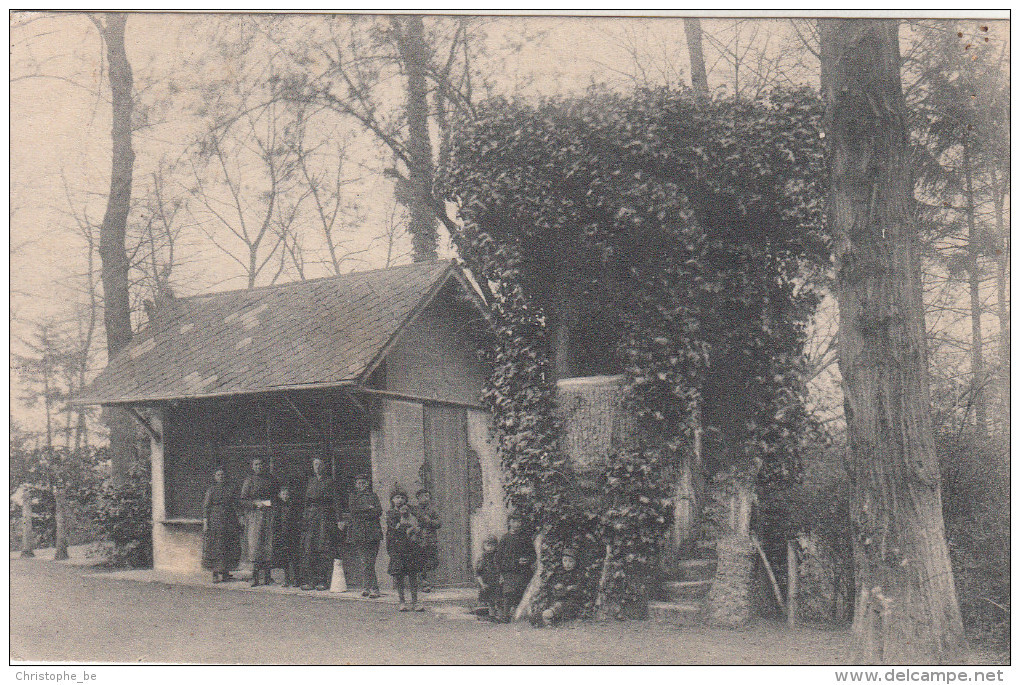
[[10, 557, 852, 664]]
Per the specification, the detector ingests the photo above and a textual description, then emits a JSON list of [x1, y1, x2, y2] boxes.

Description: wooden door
[[422, 403, 473, 585]]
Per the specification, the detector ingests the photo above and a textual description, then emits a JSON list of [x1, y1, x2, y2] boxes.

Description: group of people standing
[[201, 457, 441, 609]]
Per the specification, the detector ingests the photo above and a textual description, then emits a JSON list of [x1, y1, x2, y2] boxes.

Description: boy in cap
[[495, 514, 536, 622], [413, 488, 441, 592], [346, 473, 383, 598]]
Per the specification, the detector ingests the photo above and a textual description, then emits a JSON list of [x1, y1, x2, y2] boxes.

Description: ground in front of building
[[11, 554, 860, 665]]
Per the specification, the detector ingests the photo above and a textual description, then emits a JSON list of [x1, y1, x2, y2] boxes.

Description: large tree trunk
[[820, 19, 966, 664], [94, 13, 136, 483], [683, 18, 709, 97], [394, 15, 438, 263]]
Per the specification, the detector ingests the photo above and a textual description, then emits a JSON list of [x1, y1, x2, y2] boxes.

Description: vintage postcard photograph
[[8, 10, 1011, 675]]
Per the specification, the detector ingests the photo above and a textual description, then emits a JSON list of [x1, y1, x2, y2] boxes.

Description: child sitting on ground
[[474, 535, 501, 620], [541, 547, 582, 626]]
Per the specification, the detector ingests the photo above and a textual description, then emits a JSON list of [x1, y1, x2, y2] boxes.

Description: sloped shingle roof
[[78, 261, 459, 405]]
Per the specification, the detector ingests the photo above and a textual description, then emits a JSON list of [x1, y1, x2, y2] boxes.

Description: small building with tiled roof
[[77, 260, 505, 585]]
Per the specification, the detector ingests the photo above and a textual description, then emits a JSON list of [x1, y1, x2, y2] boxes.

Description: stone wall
[[707, 535, 755, 627]]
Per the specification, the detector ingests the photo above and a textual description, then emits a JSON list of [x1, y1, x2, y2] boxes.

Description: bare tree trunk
[[962, 142, 987, 436], [20, 487, 35, 558], [990, 168, 1009, 434], [53, 485, 69, 561], [394, 15, 438, 263], [820, 19, 966, 664], [93, 13, 136, 483], [684, 18, 709, 96]]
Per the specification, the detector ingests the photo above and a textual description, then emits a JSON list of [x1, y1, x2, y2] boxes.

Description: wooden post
[[752, 533, 785, 612], [787, 539, 798, 628]]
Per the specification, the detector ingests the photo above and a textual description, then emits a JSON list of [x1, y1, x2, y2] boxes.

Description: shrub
[[938, 429, 1009, 651], [92, 460, 152, 568], [755, 467, 855, 625]]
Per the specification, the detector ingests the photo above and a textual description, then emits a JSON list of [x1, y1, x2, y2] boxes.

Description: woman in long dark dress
[[298, 458, 339, 591], [202, 466, 241, 583]]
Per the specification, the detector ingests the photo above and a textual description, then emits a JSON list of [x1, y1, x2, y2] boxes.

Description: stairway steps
[[676, 558, 717, 582], [663, 579, 712, 602], [648, 600, 704, 627]]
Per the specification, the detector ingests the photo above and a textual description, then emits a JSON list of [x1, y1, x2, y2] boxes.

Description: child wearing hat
[[386, 485, 426, 611], [474, 534, 501, 620], [541, 547, 583, 626]]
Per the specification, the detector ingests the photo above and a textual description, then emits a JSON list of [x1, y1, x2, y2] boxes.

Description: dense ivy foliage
[[92, 459, 153, 567], [439, 86, 829, 614]]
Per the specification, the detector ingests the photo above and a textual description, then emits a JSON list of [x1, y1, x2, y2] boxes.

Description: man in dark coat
[[346, 473, 382, 598], [202, 466, 241, 583], [240, 457, 277, 586], [412, 488, 441, 592], [495, 514, 536, 622], [299, 458, 340, 591], [273, 483, 302, 587]]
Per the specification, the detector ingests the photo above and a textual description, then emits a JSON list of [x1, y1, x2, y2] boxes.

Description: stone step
[[663, 579, 712, 602], [676, 558, 717, 582], [648, 600, 704, 627]]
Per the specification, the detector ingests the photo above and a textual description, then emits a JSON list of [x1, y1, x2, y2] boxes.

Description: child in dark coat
[[386, 486, 425, 612], [495, 515, 536, 622], [542, 547, 582, 626], [413, 488, 441, 592], [273, 484, 302, 587], [474, 534, 501, 620]]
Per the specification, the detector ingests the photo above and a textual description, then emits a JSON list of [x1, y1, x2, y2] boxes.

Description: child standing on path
[[386, 486, 425, 612], [474, 534, 501, 620], [273, 483, 302, 587], [495, 514, 536, 622], [413, 488, 441, 592]]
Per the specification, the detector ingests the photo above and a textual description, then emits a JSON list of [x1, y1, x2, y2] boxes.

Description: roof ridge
[[181, 260, 453, 302]]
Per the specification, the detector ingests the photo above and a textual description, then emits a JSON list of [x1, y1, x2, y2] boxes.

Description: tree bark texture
[[683, 18, 709, 97], [394, 15, 439, 263], [820, 19, 966, 664], [95, 13, 136, 482]]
